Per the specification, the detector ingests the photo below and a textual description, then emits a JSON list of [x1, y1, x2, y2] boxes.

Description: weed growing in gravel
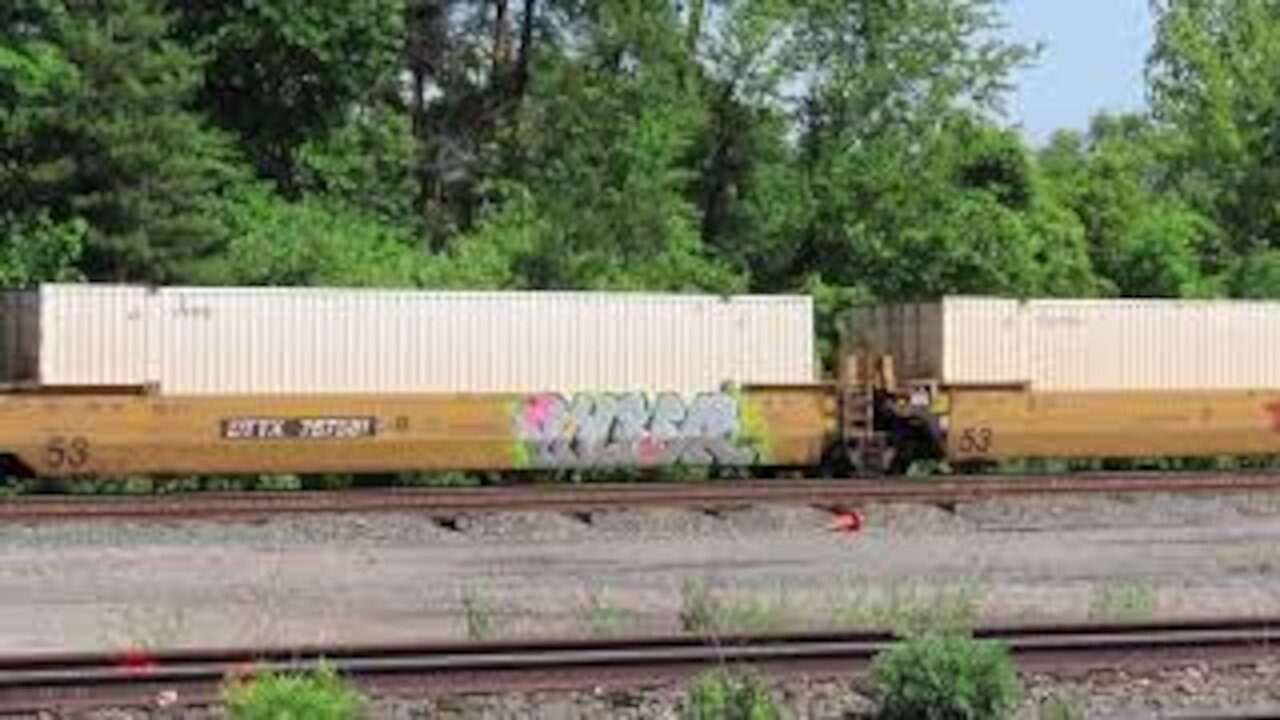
[[1037, 695, 1085, 720], [720, 596, 794, 634], [579, 591, 639, 636], [1219, 547, 1279, 575], [680, 667, 779, 720], [222, 662, 365, 720], [1088, 580, 1156, 622], [680, 580, 720, 635], [832, 581, 983, 635], [102, 605, 191, 651], [678, 580, 794, 636], [461, 586, 500, 640], [871, 632, 1021, 720]]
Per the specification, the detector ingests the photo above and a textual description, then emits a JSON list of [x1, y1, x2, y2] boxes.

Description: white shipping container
[[1026, 299, 1280, 390], [845, 296, 1280, 391], [0, 285, 153, 388], [1, 284, 816, 394]]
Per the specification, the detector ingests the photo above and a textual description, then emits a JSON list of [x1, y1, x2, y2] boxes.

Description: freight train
[[2, 285, 1279, 479]]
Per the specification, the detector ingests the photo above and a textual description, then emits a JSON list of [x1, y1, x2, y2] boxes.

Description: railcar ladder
[[839, 351, 890, 474], [840, 386, 887, 474]]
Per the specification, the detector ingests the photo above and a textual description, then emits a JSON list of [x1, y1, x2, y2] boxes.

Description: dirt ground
[[2, 491, 1280, 653]]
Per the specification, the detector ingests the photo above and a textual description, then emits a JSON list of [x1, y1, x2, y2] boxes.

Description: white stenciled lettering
[[222, 417, 377, 440], [299, 418, 373, 439]]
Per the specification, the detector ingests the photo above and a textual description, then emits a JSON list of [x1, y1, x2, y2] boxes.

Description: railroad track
[[1, 618, 1278, 713], [4, 472, 1280, 522]]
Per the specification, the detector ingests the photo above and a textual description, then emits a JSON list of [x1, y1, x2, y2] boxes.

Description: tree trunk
[[493, 0, 512, 76], [685, 0, 705, 60], [513, 0, 536, 100], [406, 0, 451, 249]]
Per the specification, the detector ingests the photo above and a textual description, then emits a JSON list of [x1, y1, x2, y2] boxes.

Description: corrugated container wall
[[1025, 299, 1280, 390], [0, 285, 152, 388], [3, 285, 816, 394], [941, 298, 1028, 386], [845, 296, 1280, 391]]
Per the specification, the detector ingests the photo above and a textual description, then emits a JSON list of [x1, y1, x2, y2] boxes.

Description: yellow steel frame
[[946, 389, 1280, 461], [0, 386, 834, 477]]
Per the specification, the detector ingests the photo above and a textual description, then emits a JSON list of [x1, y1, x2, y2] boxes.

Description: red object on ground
[[829, 509, 863, 533], [118, 649, 156, 673]]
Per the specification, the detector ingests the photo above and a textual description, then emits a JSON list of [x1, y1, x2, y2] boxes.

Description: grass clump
[[680, 579, 720, 634], [833, 581, 982, 635], [1037, 695, 1085, 720], [870, 632, 1021, 720], [580, 590, 639, 636], [1088, 580, 1156, 622], [680, 667, 779, 720], [222, 662, 365, 720], [461, 586, 499, 640], [679, 580, 793, 636]]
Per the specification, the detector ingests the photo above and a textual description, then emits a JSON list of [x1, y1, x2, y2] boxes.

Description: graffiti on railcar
[[512, 391, 763, 469]]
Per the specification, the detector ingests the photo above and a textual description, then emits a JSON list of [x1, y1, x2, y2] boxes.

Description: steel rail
[[5, 471, 1280, 522], [1, 618, 1278, 712]]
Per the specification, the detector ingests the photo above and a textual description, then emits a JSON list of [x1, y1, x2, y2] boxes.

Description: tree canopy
[[2, 0, 1278, 306]]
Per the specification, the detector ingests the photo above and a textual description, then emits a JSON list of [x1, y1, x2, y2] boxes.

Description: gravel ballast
[[2, 491, 1280, 652], [13, 660, 1280, 719]]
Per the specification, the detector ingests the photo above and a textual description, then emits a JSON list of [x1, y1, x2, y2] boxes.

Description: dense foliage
[[4, 0, 1279, 306], [870, 633, 1022, 720]]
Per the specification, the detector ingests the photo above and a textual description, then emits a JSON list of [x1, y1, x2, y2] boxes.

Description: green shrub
[[680, 668, 779, 720], [222, 663, 365, 720], [870, 633, 1021, 720]]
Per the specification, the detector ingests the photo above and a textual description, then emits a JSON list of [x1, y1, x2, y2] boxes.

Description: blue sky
[[999, 0, 1155, 146]]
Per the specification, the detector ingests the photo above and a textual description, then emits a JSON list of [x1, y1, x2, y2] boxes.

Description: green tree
[[0, 0, 85, 285], [685, 0, 808, 286], [204, 183, 423, 287], [3, 0, 243, 283], [1148, 0, 1280, 255], [292, 104, 419, 226], [1039, 114, 1221, 297], [1227, 250, 1280, 298], [172, 0, 408, 193], [764, 0, 1096, 300], [475, 0, 744, 292], [0, 214, 84, 287]]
